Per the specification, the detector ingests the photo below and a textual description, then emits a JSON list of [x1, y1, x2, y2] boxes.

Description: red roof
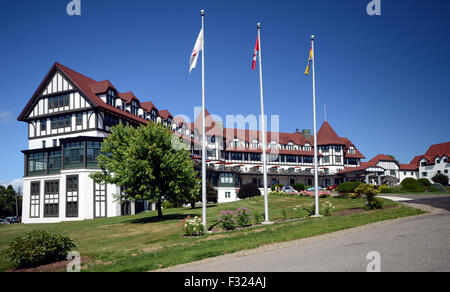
[[317, 121, 346, 146], [368, 154, 397, 165], [90, 80, 116, 94], [119, 92, 140, 104], [159, 110, 173, 120], [421, 142, 450, 163], [141, 101, 157, 112], [18, 62, 149, 125]]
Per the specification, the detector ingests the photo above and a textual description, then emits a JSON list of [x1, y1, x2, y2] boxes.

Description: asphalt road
[[169, 195, 450, 272]]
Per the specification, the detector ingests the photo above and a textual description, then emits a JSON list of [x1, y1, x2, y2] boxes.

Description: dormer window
[[269, 142, 277, 150], [348, 146, 356, 155], [150, 109, 158, 123], [286, 142, 295, 150], [130, 101, 139, 115], [232, 139, 240, 148], [106, 89, 116, 107], [303, 144, 311, 151]]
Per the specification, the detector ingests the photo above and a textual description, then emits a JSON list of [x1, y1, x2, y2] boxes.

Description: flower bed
[[178, 216, 205, 236], [299, 190, 331, 198]]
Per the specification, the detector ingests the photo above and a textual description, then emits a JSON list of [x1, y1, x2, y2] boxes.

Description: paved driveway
[[166, 196, 450, 272]]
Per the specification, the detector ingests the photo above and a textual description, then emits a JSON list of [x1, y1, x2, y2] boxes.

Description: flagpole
[[257, 23, 270, 223], [311, 35, 321, 217], [201, 9, 207, 228]]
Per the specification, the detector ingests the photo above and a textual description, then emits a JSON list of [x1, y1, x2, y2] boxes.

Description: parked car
[[327, 185, 338, 191], [282, 185, 297, 193], [307, 186, 323, 191], [0, 219, 10, 225], [7, 217, 19, 224]]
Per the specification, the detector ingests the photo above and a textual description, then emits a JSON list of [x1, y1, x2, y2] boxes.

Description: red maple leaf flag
[[252, 36, 259, 71]]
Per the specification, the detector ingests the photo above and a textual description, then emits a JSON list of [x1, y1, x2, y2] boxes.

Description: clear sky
[[0, 0, 449, 186]]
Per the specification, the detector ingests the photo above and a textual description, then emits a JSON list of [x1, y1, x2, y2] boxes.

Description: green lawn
[[0, 195, 425, 272]]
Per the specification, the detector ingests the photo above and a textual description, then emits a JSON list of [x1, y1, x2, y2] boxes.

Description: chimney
[[302, 129, 311, 140], [295, 129, 299, 133]]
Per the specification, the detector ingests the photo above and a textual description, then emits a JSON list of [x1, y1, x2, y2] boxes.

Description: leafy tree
[[90, 123, 198, 218], [0, 185, 22, 218], [187, 181, 217, 208], [238, 183, 261, 199], [292, 183, 305, 192], [432, 174, 449, 186]]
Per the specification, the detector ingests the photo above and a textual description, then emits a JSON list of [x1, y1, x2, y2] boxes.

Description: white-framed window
[[348, 146, 356, 155], [286, 142, 294, 150], [225, 192, 231, 199], [269, 142, 277, 150], [303, 144, 311, 151]]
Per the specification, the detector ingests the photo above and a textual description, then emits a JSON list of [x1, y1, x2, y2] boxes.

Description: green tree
[[0, 185, 22, 218], [432, 174, 449, 186], [187, 181, 218, 208], [90, 123, 198, 218]]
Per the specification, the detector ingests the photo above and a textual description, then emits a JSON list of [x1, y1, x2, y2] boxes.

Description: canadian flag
[[252, 36, 259, 71], [189, 29, 203, 73]]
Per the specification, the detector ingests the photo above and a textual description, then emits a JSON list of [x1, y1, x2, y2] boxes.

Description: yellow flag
[[305, 48, 313, 75]]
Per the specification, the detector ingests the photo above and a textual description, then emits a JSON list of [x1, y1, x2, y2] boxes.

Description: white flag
[[189, 29, 203, 73]]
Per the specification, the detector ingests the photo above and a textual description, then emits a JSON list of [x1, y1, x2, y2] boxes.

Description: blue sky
[[0, 0, 449, 185]]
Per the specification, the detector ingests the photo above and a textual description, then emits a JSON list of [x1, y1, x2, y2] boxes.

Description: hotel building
[[19, 63, 446, 223]]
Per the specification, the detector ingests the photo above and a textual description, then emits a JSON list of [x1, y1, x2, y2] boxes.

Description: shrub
[[432, 174, 449, 186], [355, 183, 382, 210], [378, 185, 390, 193], [8, 230, 76, 268], [252, 210, 265, 225], [292, 206, 305, 219], [321, 201, 335, 216], [292, 183, 305, 192], [179, 216, 205, 236], [238, 183, 261, 199], [417, 178, 432, 188], [206, 182, 218, 203], [432, 183, 446, 192], [270, 184, 284, 191], [446, 186, 450, 193], [302, 202, 316, 217], [401, 178, 424, 193], [218, 211, 237, 230], [336, 181, 361, 194], [235, 208, 252, 227]]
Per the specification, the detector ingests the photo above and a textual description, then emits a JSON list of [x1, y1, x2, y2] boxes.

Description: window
[[437, 160, 441, 164], [286, 155, 296, 163], [231, 140, 240, 147], [28, 152, 46, 175], [335, 156, 342, 163], [106, 90, 116, 107], [150, 109, 158, 123], [303, 144, 311, 151], [51, 115, 71, 130], [271, 178, 277, 186], [250, 153, 261, 162], [437, 170, 441, 174], [64, 141, 84, 168], [444, 158, 448, 163], [44, 180, 59, 217], [225, 192, 231, 199], [30, 182, 40, 218], [334, 145, 342, 152], [390, 170, 396, 176], [87, 141, 101, 167], [286, 143, 295, 150], [445, 170, 448, 174], [66, 175, 78, 218], [404, 172, 407, 175], [348, 147, 356, 155], [42, 141, 46, 148], [94, 182, 107, 218], [421, 162, 427, 167], [323, 156, 330, 163], [53, 139, 57, 147], [345, 158, 359, 166], [422, 172, 428, 177], [40, 119, 46, 132], [303, 156, 313, 164], [411, 172, 414, 175], [250, 141, 259, 149], [48, 94, 70, 110], [48, 150, 62, 173], [130, 101, 139, 116], [269, 142, 277, 150], [231, 152, 242, 161], [76, 113, 83, 126], [220, 173, 233, 184], [321, 146, 329, 153], [104, 114, 119, 128]]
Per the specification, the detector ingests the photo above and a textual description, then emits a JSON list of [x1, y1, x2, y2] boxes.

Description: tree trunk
[[191, 202, 196, 209], [156, 199, 163, 218]]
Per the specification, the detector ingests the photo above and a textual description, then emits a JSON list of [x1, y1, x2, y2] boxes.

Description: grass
[[0, 195, 425, 272]]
